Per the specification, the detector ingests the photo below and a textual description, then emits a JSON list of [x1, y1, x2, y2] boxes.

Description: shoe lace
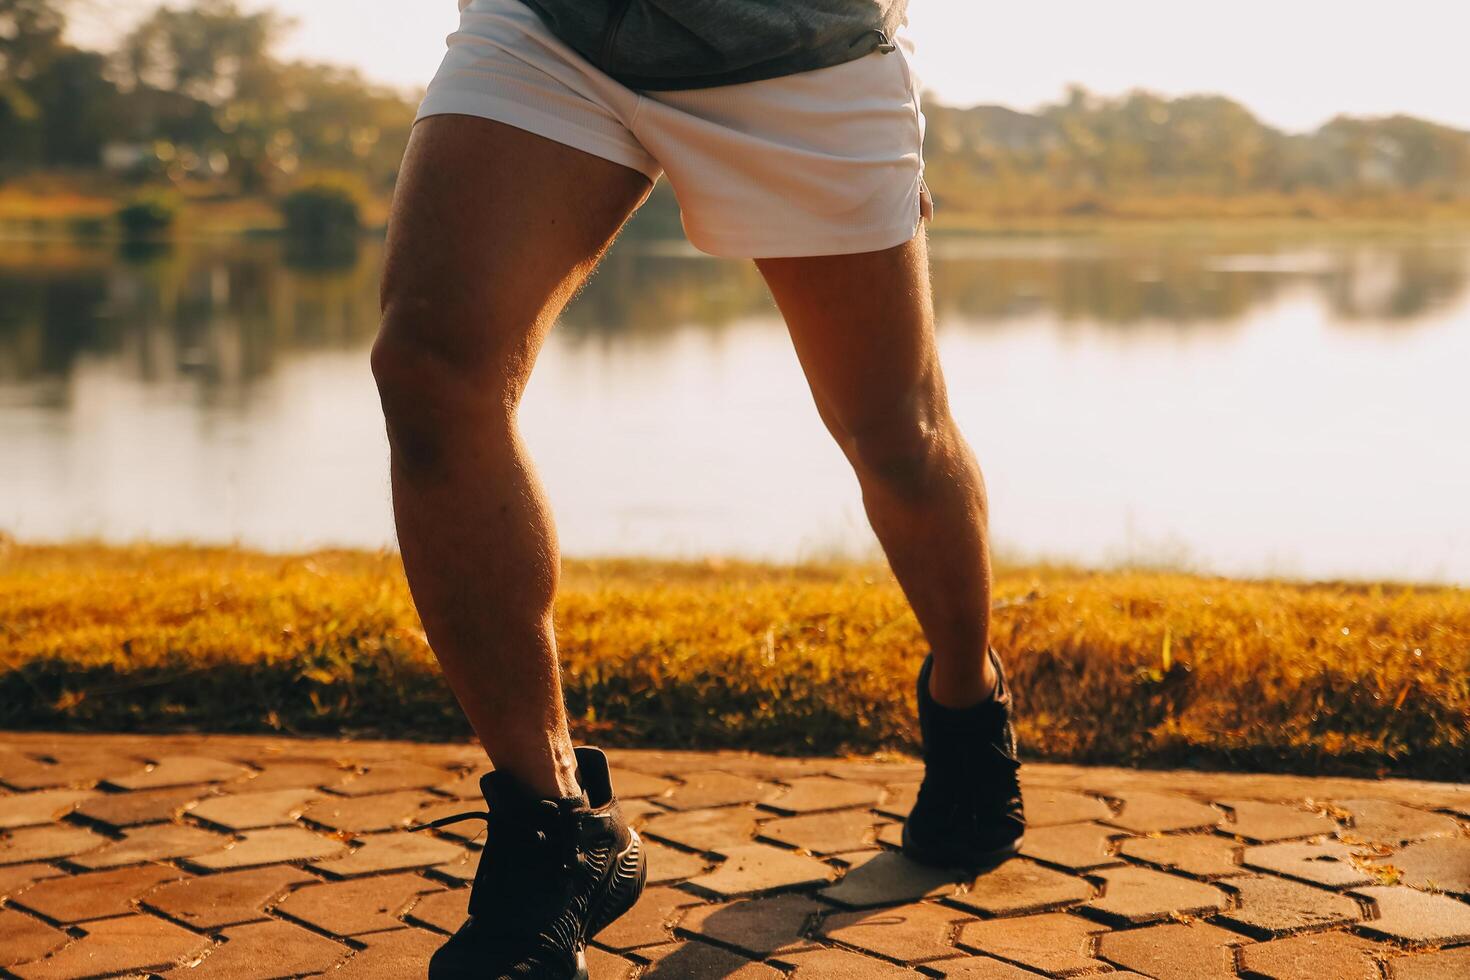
[[924, 718, 1021, 825], [409, 802, 588, 874]]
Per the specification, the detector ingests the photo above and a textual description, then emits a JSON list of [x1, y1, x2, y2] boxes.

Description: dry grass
[[1, 541, 1465, 779]]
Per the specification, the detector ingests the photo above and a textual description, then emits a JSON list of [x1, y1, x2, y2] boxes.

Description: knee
[[371, 304, 512, 475], [840, 400, 954, 497]]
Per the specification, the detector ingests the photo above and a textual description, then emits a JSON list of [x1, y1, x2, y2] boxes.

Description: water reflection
[[1, 231, 1467, 581], [4, 234, 1466, 388]]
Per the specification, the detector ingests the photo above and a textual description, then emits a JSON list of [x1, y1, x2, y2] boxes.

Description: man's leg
[[756, 231, 997, 708], [374, 115, 650, 798]]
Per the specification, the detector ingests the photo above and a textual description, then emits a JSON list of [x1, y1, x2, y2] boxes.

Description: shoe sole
[[900, 819, 1024, 870], [586, 828, 647, 941]]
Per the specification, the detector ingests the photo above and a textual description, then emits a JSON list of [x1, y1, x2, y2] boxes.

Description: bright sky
[[70, 0, 1470, 132]]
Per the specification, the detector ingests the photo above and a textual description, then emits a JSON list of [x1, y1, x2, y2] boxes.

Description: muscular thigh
[[378, 115, 652, 399], [756, 233, 942, 440]]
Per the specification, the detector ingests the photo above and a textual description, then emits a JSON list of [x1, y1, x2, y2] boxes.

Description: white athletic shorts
[[417, 0, 928, 259]]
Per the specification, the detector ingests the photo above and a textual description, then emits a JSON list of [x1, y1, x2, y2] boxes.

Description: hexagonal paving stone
[[819, 851, 956, 908], [333, 928, 446, 978], [876, 783, 918, 820], [0, 908, 69, 969], [10, 864, 182, 922], [661, 772, 776, 810], [425, 846, 478, 885], [226, 761, 353, 793], [957, 912, 1110, 976], [331, 761, 455, 797], [761, 809, 875, 854], [189, 787, 320, 830], [0, 824, 107, 864], [586, 944, 639, 980], [70, 823, 224, 869], [1352, 885, 1470, 946], [677, 892, 823, 956], [875, 823, 904, 849], [1390, 946, 1470, 980], [1242, 839, 1374, 888], [638, 939, 783, 978], [432, 769, 490, 800], [764, 776, 882, 815], [1218, 875, 1361, 937], [1238, 931, 1389, 980], [1219, 799, 1338, 842], [595, 885, 700, 950], [1023, 788, 1112, 827], [1096, 921, 1246, 980], [300, 789, 437, 833], [1104, 792, 1220, 834], [1018, 822, 1123, 870], [71, 784, 214, 828], [10, 913, 210, 980], [190, 825, 348, 870], [107, 755, 250, 790], [643, 805, 762, 852], [951, 859, 1092, 915], [646, 840, 709, 884], [406, 887, 467, 933], [0, 751, 138, 791], [689, 843, 833, 898], [931, 957, 1055, 978], [821, 901, 973, 962], [831, 848, 883, 867], [1119, 834, 1245, 878], [610, 768, 676, 800], [1088, 866, 1228, 925], [311, 831, 466, 877], [777, 946, 924, 977], [0, 863, 64, 900], [620, 799, 667, 829], [1380, 837, 1470, 896], [0, 789, 97, 829], [142, 865, 315, 929], [1335, 799, 1460, 845], [276, 872, 442, 936], [187, 918, 350, 978]]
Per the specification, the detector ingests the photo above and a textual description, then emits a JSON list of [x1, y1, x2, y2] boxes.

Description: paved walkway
[[0, 734, 1467, 979]]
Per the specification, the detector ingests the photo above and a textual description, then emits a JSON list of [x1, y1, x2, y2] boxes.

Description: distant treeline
[[4, 0, 1470, 220], [922, 92, 1470, 221], [0, 0, 411, 191]]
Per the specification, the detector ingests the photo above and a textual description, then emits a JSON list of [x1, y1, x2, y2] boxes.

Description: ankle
[[927, 652, 999, 710], [491, 739, 585, 802], [552, 748, 585, 801]]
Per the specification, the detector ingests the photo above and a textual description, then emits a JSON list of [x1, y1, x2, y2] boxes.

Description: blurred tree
[[0, 1, 130, 168], [112, 0, 290, 189], [115, 0, 284, 104], [0, 0, 69, 163]]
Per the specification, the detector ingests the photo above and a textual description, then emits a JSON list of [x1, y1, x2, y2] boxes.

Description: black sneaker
[[902, 648, 1025, 869], [414, 746, 646, 979]]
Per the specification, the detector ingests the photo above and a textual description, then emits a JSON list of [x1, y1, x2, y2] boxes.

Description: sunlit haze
[[68, 0, 1470, 132]]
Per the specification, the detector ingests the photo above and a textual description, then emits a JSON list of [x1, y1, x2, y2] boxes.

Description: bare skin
[[374, 115, 994, 800], [759, 238, 999, 709]]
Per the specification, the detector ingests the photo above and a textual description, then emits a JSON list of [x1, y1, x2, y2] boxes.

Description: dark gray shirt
[[517, 0, 909, 90]]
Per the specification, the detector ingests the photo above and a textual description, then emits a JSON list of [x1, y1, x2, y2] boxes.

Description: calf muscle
[[374, 115, 649, 798]]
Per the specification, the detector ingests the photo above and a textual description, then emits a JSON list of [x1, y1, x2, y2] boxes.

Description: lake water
[[2, 230, 1467, 583]]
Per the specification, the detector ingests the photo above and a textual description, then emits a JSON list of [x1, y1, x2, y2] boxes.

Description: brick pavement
[[0, 732, 1466, 978]]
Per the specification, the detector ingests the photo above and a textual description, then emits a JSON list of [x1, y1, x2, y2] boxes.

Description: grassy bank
[[7, 176, 1470, 241], [1, 542, 1465, 780], [0, 176, 390, 238]]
